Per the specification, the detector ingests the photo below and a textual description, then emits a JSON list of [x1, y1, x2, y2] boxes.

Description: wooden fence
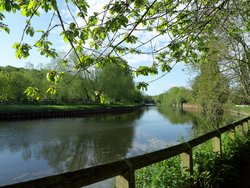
[[1, 116, 250, 188]]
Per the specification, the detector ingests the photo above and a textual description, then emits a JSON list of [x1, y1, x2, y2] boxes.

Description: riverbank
[[182, 103, 202, 110], [0, 104, 143, 121], [232, 105, 250, 115], [182, 103, 250, 116]]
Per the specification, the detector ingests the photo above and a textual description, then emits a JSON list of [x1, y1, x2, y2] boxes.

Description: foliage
[[136, 156, 193, 188], [0, 64, 143, 104], [227, 88, 250, 105], [1, 0, 250, 93], [0, 66, 32, 102], [190, 41, 230, 119], [95, 60, 138, 103], [193, 133, 249, 187], [155, 87, 191, 108], [136, 127, 250, 188]]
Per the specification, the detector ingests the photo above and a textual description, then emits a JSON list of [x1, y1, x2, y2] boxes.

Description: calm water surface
[[0, 107, 237, 187]]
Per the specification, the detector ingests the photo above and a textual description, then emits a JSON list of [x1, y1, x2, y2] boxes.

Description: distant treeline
[[0, 64, 144, 104], [154, 61, 250, 113]]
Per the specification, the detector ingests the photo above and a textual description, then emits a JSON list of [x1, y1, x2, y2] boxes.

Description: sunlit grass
[[233, 105, 250, 115]]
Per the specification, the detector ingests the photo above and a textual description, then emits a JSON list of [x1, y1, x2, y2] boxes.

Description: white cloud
[[123, 53, 153, 67], [86, 0, 108, 15], [61, 8, 72, 20]]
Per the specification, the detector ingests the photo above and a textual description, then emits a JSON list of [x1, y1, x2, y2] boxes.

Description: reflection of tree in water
[[189, 111, 236, 137], [157, 107, 197, 125], [0, 110, 143, 174], [157, 107, 236, 139]]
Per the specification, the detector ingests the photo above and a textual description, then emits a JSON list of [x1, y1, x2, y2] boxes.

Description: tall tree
[[187, 0, 250, 101], [191, 50, 229, 125], [96, 61, 137, 103]]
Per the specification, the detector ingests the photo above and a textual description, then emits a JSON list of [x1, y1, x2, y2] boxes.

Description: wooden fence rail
[[1, 116, 250, 188]]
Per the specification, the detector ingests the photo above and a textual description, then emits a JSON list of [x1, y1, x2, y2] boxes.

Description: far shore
[[0, 103, 144, 121]]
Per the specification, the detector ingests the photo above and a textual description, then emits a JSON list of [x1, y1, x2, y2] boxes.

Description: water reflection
[[157, 107, 237, 137], [157, 107, 197, 125], [189, 110, 238, 137], [0, 107, 237, 186], [0, 110, 143, 185]]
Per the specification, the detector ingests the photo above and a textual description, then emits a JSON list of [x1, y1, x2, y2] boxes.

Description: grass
[[233, 105, 250, 115], [0, 103, 138, 112]]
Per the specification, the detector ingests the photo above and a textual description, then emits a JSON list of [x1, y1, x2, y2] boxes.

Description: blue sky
[[0, 2, 195, 96]]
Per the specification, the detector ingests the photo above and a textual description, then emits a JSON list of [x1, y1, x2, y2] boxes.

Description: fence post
[[243, 122, 249, 135], [236, 124, 244, 136], [180, 146, 193, 175], [116, 175, 129, 188], [116, 159, 135, 188], [229, 129, 235, 140], [212, 135, 221, 155]]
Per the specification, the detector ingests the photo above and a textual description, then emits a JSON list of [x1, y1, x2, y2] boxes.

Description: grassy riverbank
[[233, 105, 250, 115], [0, 103, 140, 112]]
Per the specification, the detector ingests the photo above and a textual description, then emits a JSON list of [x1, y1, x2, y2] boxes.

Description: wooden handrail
[[1, 116, 250, 188]]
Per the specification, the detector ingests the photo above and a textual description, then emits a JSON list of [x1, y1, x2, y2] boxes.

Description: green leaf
[[124, 34, 138, 44], [136, 82, 148, 91], [88, 15, 98, 26], [13, 43, 32, 59], [1, 23, 10, 34], [61, 60, 68, 66], [135, 66, 158, 76], [46, 70, 59, 83], [69, 22, 76, 30], [161, 63, 172, 72], [24, 86, 40, 99], [51, 0, 58, 11], [28, 0, 35, 9], [46, 86, 57, 95]]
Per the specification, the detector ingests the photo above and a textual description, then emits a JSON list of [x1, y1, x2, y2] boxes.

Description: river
[[0, 106, 237, 187]]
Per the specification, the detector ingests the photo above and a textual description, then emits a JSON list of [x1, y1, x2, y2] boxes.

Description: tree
[[186, 0, 250, 102], [96, 60, 137, 103], [155, 87, 191, 108], [0, 71, 8, 102], [191, 52, 229, 125], [214, 24, 250, 101], [47, 52, 141, 103], [1, 0, 249, 95], [0, 66, 32, 102]]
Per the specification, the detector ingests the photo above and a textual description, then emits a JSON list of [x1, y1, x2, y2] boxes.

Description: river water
[[0, 107, 237, 187]]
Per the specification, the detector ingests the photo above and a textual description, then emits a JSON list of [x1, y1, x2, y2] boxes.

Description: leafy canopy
[[0, 0, 249, 92]]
